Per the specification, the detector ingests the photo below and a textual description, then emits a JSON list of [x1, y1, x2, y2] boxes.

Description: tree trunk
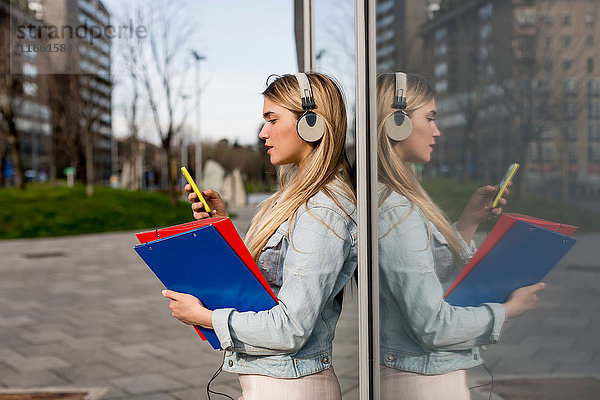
[[86, 128, 94, 197]]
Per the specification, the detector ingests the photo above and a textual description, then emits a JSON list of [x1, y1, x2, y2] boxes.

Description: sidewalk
[[0, 208, 598, 399]]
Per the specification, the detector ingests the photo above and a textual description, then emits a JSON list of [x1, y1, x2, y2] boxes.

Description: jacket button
[[386, 354, 395, 362], [228, 360, 233, 367], [321, 356, 330, 364]]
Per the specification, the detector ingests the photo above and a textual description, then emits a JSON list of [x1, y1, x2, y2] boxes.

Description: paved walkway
[[0, 207, 598, 399]]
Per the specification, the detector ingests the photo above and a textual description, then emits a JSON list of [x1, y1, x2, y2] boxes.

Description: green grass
[[0, 184, 196, 239], [1, 178, 598, 239], [423, 177, 600, 232]]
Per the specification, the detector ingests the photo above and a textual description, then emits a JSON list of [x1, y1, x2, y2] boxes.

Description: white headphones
[[384, 72, 412, 141], [294, 73, 325, 142]]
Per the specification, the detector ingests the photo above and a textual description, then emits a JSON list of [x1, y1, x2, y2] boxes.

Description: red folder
[[136, 218, 278, 341], [443, 213, 578, 298]]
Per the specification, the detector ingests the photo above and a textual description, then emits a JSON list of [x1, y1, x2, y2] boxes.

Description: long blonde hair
[[245, 73, 356, 260], [377, 73, 465, 260]]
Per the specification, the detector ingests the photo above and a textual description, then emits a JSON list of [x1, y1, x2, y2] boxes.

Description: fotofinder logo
[[9, 0, 147, 75]]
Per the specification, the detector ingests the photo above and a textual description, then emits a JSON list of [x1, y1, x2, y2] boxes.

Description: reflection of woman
[[163, 73, 357, 400], [377, 72, 545, 400]]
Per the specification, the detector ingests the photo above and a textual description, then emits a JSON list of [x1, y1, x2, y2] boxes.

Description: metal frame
[[355, 0, 379, 399]]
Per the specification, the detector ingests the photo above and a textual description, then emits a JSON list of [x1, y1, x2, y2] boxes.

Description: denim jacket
[[378, 188, 506, 375], [211, 186, 357, 378]]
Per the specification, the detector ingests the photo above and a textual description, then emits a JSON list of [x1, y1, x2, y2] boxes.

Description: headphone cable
[[207, 353, 235, 400], [468, 362, 495, 400]]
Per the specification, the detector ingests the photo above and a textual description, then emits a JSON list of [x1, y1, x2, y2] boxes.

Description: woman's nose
[[259, 124, 269, 140], [432, 122, 441, 137]]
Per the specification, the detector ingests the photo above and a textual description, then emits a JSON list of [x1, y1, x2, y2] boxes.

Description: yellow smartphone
[[491, 163, 519, 208], [181, 166, 212, 217]]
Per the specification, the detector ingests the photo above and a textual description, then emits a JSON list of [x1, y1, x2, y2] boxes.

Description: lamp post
[[191, 50, 206, 186]]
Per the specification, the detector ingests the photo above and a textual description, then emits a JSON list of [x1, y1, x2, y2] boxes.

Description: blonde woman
[[162, 72, 356, 400], [377, 72, 545, 400]]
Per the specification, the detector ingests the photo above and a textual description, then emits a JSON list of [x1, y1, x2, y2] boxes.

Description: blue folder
[[134, 224, 278, 349], [445, 220, 576, 307]]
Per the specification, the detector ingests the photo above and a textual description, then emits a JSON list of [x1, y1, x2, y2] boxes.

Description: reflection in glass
[[376, 72, 549, 400], [313, 1, 359, 398]]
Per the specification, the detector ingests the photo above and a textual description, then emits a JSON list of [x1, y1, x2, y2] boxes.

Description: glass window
[[589, 123, 600, 141], [22, 63, 37, 78], [590, 101, 600, 118], [585, 13, 594, 27], [22, 82, 38, 97], [563, 13, 571, 25]]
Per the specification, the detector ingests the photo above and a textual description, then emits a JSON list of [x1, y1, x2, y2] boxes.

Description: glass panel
[[376, 1, 598, 399], [314, 1, 359, 398]]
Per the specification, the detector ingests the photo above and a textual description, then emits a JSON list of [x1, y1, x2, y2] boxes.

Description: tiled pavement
[[0, 206, 598, 399]]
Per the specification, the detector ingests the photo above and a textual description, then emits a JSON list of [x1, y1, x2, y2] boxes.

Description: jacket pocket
[[258, 230, 286, 288]]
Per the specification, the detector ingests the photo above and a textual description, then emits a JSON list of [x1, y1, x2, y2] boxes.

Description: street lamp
[[191, 50, 206, 186]]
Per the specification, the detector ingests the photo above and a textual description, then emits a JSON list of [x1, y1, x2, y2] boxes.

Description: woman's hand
[[162, 289, 214, 329], [185, 185, 229, 219], [503, 282, 546, 319], [456, 184, 509, 242]]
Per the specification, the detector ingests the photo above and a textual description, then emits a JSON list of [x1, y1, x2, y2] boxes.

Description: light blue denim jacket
[[211, 187, 357, 378], [378, 188, 506, 375]]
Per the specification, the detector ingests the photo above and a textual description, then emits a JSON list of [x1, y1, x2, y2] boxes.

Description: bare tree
[[132, 1, 194, 205], [0, 0, 26, 189]]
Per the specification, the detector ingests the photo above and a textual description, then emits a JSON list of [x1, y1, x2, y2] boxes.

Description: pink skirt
[[380, 366, 470, 400], [238, 367, 342, 400]]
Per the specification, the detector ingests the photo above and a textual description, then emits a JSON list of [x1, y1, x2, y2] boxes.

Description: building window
[[542, 143, 554, 162], [540, 12, 552, 24], [435, 79, 448, 93], [587, 35, 595, 47], [589, 123, 600, 141], [434, 61, 448, 77], [544, 58, 553, 72], [22, 63, 37, 78], [434, 43, 448, 57], [585, 13, 594, 27], [518, 11, 536, 26], [589, 144, 600, 162], [563, 13, 571, 25], [22, 82, 38, 97], [478, 3, 493, 20], [544, 36, 552, 49], [480, 23, 492, 40], [435, 27, 447, 40], [569, 144, 577, 163], [540, 124, 553, 140], [563, 58, 572, 70], [588, 58, 594, 74], [588, 78, 600, 96], [564, 123, 577, 141], [562, 35, 571, 47], [566, 101, 577, 119], [590, 101, 600, 118], [564, 78, 578, 95]]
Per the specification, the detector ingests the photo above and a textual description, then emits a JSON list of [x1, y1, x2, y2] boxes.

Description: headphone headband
[[393, 72, 407, 109], [294, 73, 316, 110], [384, 71, 412, 141]]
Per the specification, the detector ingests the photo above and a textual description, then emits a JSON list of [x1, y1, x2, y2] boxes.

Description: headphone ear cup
[[297, 111, 325, 142], [384, 111, 412, 141]]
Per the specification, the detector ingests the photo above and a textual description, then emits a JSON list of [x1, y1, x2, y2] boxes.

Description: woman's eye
[[268, 119, 276, 124], [427, 118, 436, 123]]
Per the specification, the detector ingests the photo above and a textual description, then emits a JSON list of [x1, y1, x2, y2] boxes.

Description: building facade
[[421, 0, 600, 196], [0, 0, 112, 185]]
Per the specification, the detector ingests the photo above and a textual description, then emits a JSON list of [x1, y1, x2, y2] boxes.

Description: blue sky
[[103, 0, 297, 145]]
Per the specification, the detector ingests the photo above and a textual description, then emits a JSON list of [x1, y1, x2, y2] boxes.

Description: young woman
[[162, 72, 357, 400], [376, 72, 545, 400]]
